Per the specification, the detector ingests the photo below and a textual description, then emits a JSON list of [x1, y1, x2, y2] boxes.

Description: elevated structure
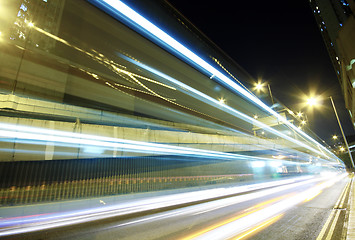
[[0, 0, 343, 205]]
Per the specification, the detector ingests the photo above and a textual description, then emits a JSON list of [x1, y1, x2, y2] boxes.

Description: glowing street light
[[255, 82, 264, 92], [218, 98, 225, 104], [253, 80, 275, 105], [297, 112, 303, 118], [306, 97, 318, 107], [306, 95, 354, 168], [332, 135, 338, 140]]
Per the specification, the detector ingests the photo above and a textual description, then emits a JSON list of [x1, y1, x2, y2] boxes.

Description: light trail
[[14, 1, 341, 164], [0, 175, 323, 237], [232, 214, 284, 240], [0, 122, 287, 162], [88, 0, 340, 163], [119, 54, 332, 161], [182, 195, 292, 240], [184, 173, 347, 240]]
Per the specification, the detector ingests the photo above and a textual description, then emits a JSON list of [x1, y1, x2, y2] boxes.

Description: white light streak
[[119, 55, 330, 160], [93, 0, 339, 162], [190, 173, 347, 239], [0, 175, 323, 236], [0, 123, 270, 161]]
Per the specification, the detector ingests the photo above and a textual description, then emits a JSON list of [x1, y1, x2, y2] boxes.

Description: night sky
[[167, 0, 355, 144]]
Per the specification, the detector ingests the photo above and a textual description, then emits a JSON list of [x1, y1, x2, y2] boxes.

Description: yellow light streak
[[244, 194, 292, 212], [232, 213, 284, 240], [181, 209, 259, 240], [304, 189, 322, 202], [30, 25, 176, 94], [182, 194, 292, 240]]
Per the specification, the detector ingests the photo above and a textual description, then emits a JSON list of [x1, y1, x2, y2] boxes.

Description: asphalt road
[[250, 174, 351, 240], [4, 173, 350, 240]]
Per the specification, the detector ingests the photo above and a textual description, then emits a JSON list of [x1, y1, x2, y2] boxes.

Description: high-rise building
[[310, 0, 355, 126]]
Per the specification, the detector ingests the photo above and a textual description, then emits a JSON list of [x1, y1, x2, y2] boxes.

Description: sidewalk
[[347, 173, 355, 239]]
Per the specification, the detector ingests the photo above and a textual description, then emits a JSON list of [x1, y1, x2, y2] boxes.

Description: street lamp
[[306, 95, 354, 168], [255, 82, 264, 92], [306, 96, 320, 107], [253, 80, 275, 105], [218, 98, 225, 104]]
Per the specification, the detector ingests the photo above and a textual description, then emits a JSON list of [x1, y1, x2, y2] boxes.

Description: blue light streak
[[0, 123, 278, 162], [89, 0, 340, 163], [119, 54, 331, 160]]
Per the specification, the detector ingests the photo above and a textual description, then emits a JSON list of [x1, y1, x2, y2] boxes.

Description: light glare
[[307, 97, 317, 106]]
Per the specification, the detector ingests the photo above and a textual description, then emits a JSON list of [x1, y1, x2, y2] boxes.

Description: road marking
[[325, 210, 341, 240], [316, 179, 351, 240], [316, 209, 337, 240], [346, 174, 355, 240], [339, 179, 351, 209]]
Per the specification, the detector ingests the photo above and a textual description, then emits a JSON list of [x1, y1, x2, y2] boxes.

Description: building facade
[[310, 0, 355, 126]]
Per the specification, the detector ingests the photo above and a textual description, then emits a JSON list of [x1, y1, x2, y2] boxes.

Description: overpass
[[0, 0, 351, 239]]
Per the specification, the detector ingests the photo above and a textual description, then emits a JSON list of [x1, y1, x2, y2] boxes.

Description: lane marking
[[325, 179, 350, 240], [339, 179, 351, 209], [316, 178, 351, 240], [316, 209, 337, 240], [325, 210, 341, 240], [345, 174, 354, 240]]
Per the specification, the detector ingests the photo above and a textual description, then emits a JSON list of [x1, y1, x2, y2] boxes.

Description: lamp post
[[305, 95, 354, 168], [254, 81, 275, 106], [267, 83, 275, 106], [329, 96, 355, 168]]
